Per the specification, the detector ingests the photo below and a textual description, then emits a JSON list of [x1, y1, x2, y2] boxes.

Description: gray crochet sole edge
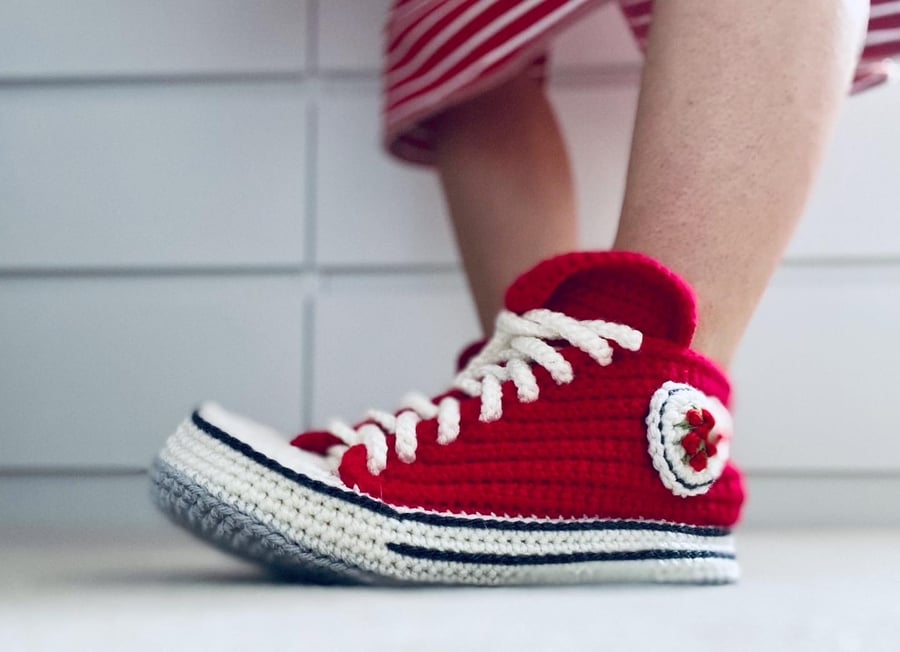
[[150, 459, 370, 585], [150, 411, 740, 586]]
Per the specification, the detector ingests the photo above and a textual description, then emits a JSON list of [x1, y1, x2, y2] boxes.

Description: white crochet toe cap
[[196, 402, 341, 485]]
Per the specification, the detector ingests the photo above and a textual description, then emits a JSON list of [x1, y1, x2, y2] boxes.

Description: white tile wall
[[315, 88, 455, 265], [2, 1, 898, 525], [732, 263, 900, 471], [553, 83, 638, 249], [312, 272, 479, 424], [549, 2, 643, 70], [0, 83, 307, 269], [0, 0, 307, 78], [788, 81, 900, 259], [315, 0, 389, 72], [0, 275, 305, 467]]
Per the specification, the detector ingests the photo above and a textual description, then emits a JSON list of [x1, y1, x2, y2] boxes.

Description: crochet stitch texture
[[299, 251, 743, 526], [153, 251, 746, 585]]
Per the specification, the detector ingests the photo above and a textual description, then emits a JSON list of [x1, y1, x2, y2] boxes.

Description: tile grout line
[[301, 4, 320, 429], [301, 287, 317, 431], [0, 263, 462, 279], [0, 67, 644, 89], [4, 258, 900, 280], [306, 0, 319, 75]]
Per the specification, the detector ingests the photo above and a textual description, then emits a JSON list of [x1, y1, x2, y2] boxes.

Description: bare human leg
[[432, 70, 578, 335], [614, 0, 869, 368]]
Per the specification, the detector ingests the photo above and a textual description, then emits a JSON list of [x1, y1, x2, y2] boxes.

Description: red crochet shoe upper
[[298, 252, 745, 527]]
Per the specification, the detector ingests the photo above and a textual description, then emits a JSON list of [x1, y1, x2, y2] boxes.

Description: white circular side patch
[[646, 381, 732, 497]]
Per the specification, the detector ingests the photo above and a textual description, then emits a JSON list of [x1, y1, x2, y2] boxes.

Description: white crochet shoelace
[[326, 308, 644, 475]]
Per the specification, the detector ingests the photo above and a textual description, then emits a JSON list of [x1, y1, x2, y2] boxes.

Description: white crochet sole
[[151, 407, 740, 586]]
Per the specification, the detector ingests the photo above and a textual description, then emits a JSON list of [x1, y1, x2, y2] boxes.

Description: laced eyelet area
[[326, 308, 643, 475]]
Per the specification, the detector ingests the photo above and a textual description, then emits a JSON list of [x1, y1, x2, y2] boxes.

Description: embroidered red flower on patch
[[680, 408, 721, 472]]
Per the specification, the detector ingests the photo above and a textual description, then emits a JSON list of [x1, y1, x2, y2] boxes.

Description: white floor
[[1, 525, 899, 652]]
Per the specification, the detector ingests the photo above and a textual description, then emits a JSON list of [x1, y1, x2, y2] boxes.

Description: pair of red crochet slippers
[[152, 250, 745, 585]]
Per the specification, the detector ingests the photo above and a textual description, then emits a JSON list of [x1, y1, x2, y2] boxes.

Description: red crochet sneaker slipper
[[152, 251, 745, 585]]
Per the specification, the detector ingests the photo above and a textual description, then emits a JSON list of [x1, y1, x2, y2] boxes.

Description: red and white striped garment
[[383, 0, 900, 164]]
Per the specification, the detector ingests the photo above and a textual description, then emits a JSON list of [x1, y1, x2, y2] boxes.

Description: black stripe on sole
[[191, 410, 733, 537], [387, 543, 736, 566]]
